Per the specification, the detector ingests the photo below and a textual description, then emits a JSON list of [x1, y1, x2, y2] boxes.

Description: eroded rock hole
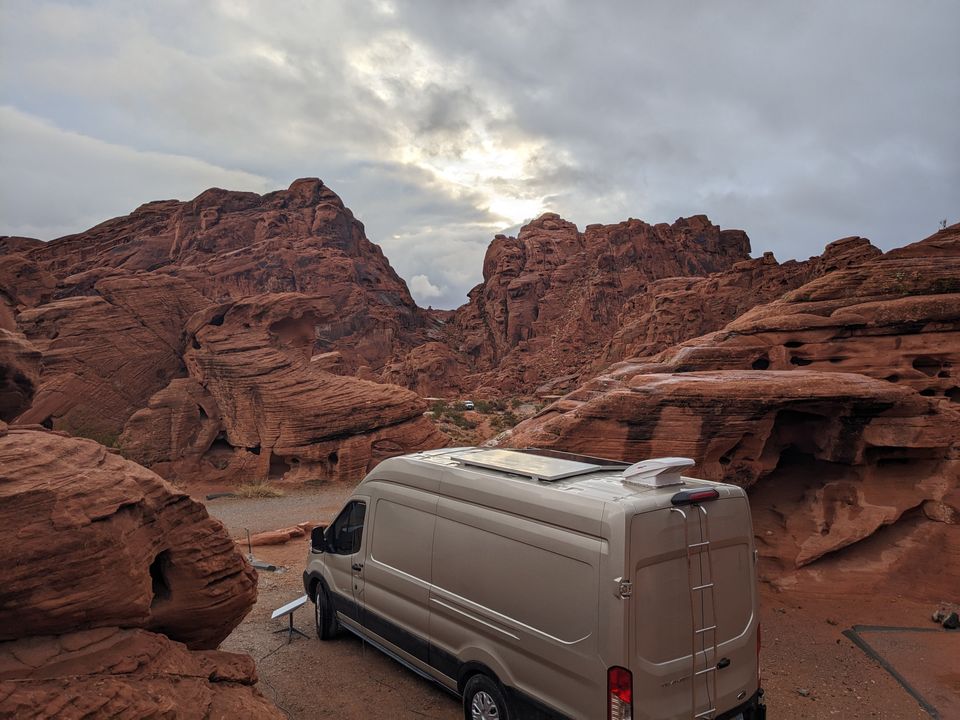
[[946, 387, 960, 403], [269, 453, 291, 479], [790, 356, 813, 366], [209, 313, 226, 327], [197, 405, 208, 420], [885, 374, 900, 383], [328, 451, 339, 465], [247, 445, 261, 455], [912, 356, 942, 377], [751, 356, 770, 370], [784, 341, 804, 348], [149, 550, 172, 606], [919, 388, 936, 397]]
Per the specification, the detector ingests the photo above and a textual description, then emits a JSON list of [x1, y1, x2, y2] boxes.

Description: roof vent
[[622, 457, 695, 487]]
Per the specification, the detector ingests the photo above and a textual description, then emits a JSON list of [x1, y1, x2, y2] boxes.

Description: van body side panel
[[428, 491, 604, 719], [361, 481, 440, 677], [630, 496, 759, 720]]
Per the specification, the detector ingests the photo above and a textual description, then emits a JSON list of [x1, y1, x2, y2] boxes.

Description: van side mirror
[[311, 525, 328, 553]]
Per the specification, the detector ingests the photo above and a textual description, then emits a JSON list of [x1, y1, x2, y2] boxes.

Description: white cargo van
[[303, 447, 766, 720]]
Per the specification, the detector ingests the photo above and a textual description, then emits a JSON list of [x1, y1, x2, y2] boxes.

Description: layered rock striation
[[119, 293, 446, 484]]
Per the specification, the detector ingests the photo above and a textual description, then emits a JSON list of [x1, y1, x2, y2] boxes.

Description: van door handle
[[351, 562, 364, 572]]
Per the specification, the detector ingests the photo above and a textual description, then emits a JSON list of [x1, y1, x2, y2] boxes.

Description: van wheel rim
[[471, 691, 500, 720]]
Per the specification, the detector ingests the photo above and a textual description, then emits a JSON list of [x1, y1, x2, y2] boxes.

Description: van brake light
[[670, 488, 720, 505], [608, 666, 632, 720]]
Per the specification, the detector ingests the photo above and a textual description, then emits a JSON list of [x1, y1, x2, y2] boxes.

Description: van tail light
[[608, 666, 632, 720], [670, 488, 720, 505]]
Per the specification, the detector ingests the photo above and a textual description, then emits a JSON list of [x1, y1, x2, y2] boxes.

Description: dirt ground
[[209, 491, 958, 719]]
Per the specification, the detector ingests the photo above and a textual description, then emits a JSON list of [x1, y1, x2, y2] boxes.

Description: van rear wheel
[[314, 585, 338, 640], [463, 674, 511, 720]]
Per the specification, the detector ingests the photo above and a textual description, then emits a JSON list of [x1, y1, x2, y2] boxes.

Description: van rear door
[[629, 495, 759, 720]]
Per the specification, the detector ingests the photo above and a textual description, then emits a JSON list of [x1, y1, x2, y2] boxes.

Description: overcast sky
[[2, 1, 958, 308]]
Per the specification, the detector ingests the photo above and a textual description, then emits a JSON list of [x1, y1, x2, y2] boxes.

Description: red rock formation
[[381, 341, 471, 396], [0, 180, 451, 483], [4, 178, 431, 376], [13, 273, 208, 440], [0, 341, 279, 717], [621, 224, 960, 401], [506, 225, 960, 570], [596, 236, 880, 369], [448, 213, 752, 393], [0, 426, 257, 648], [119, 293, 447, 485], [0, 628, 283, 719]]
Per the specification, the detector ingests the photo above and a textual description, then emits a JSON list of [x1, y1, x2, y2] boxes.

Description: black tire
[[462, 674, 511, 720], [314, 584, 339, 640]]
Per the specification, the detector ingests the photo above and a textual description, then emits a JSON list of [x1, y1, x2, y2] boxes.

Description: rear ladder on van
[[671, 504, 720, 720]]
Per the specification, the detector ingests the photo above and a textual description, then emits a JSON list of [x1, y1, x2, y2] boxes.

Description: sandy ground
[[209, 491, 958, 719]]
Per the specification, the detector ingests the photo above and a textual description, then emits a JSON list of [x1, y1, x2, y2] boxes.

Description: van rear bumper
[[718, 688, 765, 720]]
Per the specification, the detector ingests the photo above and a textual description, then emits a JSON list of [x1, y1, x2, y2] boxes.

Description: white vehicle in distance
[[303, 447, 766, 720], [463, 400, 475, 410]]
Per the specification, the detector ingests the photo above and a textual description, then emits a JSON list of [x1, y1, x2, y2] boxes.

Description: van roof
[[363, 447, 744, 536]]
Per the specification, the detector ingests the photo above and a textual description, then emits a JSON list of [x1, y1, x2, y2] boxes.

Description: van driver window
[[329, 501, 366, 555]]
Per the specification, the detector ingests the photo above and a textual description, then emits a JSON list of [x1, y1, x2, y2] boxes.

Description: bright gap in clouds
[[347, 30, 547, 228]]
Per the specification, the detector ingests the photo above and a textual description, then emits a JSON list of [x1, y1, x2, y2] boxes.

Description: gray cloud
[[2, 0, 958, 307]]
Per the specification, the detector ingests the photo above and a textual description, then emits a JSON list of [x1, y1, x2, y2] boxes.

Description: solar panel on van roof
[[451, 448, 603, 482]]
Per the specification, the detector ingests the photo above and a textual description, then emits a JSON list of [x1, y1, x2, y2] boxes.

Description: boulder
[[0, 426, 257, 649]]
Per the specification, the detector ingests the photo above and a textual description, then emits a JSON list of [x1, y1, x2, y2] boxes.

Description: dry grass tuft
[[235, 481, 285, 499]]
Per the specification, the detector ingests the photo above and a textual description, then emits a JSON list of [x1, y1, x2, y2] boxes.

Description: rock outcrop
[[14, 274, 208, 440], [119, 293, 446, 485], [596, 236, 881, 369], [506, 224, 960, 571], [3, 178, 431, 376], [448, 213, 753, 393], [0, 628, 283, 719], [0, 343, 278, 717], [0, 426, 257, 648], [1, 179, 450, 485]]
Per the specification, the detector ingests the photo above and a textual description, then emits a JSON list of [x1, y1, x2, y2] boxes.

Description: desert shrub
[[443, 407, 477, 429], [490, 410, 520, 432], [430, 399, 449, 415], [473, 400, 492, 414], [236, 481, 285, 498]]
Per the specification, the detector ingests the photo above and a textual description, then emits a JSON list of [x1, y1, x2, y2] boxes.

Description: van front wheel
[[314, 585, 338, 640], [463, 674, 511, 720]]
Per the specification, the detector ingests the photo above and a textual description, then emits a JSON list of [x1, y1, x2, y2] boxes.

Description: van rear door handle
[[351, 562, 364, 571]]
